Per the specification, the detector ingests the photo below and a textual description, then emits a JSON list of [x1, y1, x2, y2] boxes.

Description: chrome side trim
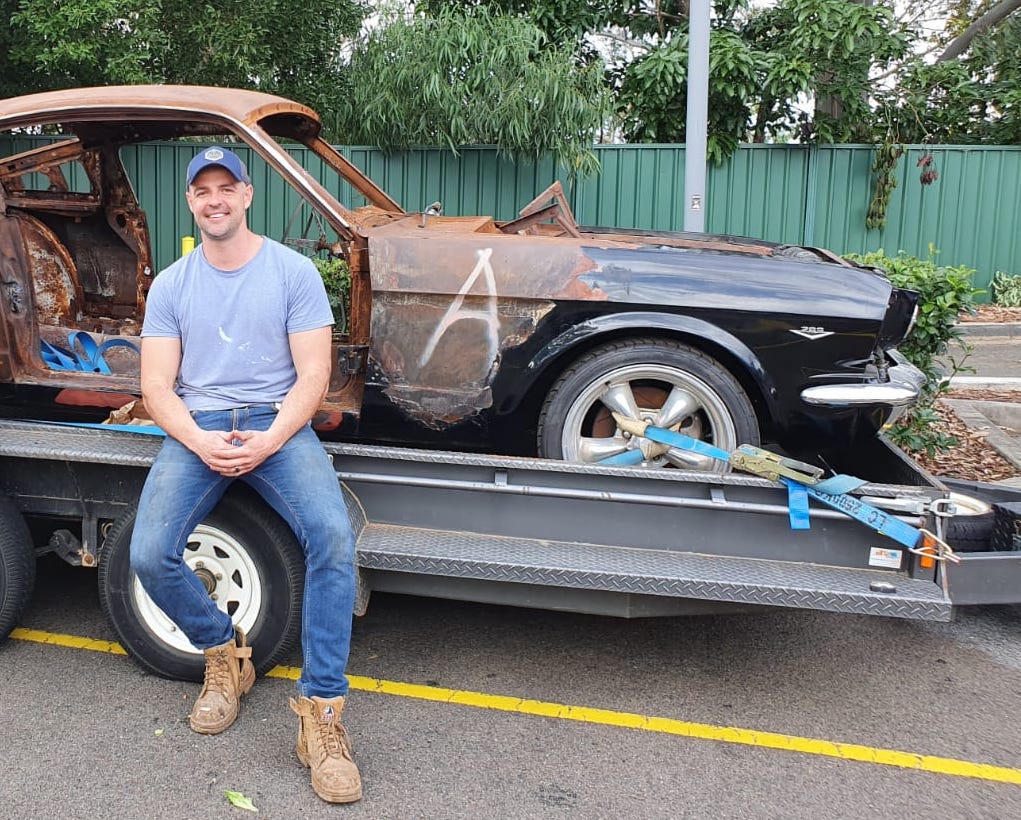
[[800, 350, 926, 407]]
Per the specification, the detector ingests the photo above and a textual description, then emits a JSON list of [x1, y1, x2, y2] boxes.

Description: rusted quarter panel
[[366, 225, 611, 424]]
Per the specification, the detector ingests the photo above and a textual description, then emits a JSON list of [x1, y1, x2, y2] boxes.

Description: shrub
[[313, 256, 351, 334], [845, 250, 980, 456], [992, 271, 1021, 307]]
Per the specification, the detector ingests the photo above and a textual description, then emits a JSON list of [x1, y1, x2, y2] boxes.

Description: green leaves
[[3, 0, 364, 112], [314, 256, 351, 334], [846, 249, 981, 456], [331, 4, 609, 174], [992, 272, 1021, 307]]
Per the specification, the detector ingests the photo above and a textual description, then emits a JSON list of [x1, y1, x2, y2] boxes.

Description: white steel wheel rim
[[131, 523, 264, 654], [560, 364, 738, 472]]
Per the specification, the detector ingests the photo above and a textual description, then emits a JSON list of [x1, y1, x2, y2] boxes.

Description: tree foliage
[[332, 4, 610, 172], [0, 0, 364, 112], [3, 0, 1021, 163], [422, 0, 1021, 156], [876, 3, 1021, 145]]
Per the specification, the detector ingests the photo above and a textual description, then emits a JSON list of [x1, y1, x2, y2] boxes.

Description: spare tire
[[0, 494, 35, 643], [944, 492, 995, 552]]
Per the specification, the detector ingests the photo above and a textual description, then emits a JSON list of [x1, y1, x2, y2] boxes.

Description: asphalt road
[[2, 556, 1021, 820]]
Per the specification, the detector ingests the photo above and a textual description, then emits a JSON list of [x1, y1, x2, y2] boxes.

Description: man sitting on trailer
[[129, 146, 361, 804]]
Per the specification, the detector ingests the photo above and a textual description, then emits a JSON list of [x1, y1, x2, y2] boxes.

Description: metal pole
[[684, 0, 711, 232]]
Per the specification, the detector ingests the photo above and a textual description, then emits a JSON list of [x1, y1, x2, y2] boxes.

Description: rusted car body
[[0, 86, 923, 468]]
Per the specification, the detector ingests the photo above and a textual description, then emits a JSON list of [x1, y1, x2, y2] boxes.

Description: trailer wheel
[[538, 338, 759, 471], [0, 494, 35, 644], [98, 486, 305, 681]]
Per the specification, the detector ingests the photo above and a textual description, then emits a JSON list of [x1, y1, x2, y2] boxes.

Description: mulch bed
[[907, 394, 1020, 482], [902, 308, 1021, 482], [960, 304, 1021, 323]]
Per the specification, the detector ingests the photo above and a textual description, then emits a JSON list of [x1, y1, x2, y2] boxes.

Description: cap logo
[[204, 148, 224, 161]]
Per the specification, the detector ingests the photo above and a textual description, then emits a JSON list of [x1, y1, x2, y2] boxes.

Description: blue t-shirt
[[141, 237, 334, 411]]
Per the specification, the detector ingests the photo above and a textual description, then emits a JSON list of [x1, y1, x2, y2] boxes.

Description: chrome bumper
[[800, 350, 926, 408]]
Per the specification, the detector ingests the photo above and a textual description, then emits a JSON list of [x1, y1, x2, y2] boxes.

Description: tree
[[331, 4, 610, 172], [938, 0, 1021, 60], [1, 0, 365, 113], [874, 1, 1021, 144]]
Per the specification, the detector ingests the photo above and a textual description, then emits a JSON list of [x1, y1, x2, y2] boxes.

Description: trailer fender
[[97, 485, 305, 681], [0, 493, 35, 643]]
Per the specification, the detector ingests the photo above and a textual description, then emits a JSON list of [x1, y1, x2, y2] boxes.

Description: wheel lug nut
[[195, 561, 205, 569], [215, 572, 223, 580]]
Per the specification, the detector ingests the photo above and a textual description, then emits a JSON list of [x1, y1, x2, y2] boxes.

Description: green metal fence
[[4, 137, 1019, 297]]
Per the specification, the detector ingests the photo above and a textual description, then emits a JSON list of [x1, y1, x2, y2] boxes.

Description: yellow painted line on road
[[12, 627, 1021, 785], [10, 627, 128, 655]]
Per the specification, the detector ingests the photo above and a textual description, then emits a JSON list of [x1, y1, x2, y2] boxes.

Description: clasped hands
[[193, 428, 281, 476]]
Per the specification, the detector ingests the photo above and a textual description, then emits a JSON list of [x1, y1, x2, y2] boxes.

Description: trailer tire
[[98, 485, 305, 681], [538, 338, 758, 471], [0, 494, 35, 644]]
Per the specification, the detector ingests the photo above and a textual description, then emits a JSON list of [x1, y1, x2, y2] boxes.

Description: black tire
[[98, 485, 305, 681], [0, 494, 35, 644], [941, 492, 995, 552], [538, 338, 759, 471], [944, 513, 995, 551]]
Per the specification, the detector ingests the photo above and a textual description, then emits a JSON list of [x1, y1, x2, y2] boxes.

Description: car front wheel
[[537, 338, 759, 471]]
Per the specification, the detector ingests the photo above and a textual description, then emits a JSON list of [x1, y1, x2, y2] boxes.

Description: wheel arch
[[506, 312, 781, 438]]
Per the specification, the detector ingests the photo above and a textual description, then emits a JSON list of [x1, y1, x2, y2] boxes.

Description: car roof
[[0, 85, 320, 133]]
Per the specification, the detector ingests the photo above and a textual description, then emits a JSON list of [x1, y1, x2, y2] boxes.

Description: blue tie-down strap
[[41, 332, 140, 373], [781, 477, 922, 550], [597, 425, 733, 467], [785, 481, 811, 530], [46, 420, 167, 436]]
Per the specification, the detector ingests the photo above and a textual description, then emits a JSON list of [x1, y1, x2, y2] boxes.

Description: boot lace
[[315, 714, 349, 760], [204, 649, 232, 694]]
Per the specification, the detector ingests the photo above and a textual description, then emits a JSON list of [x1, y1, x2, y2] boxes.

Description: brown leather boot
[[290, 695, 362, 803], [189, 629, 255, 735]]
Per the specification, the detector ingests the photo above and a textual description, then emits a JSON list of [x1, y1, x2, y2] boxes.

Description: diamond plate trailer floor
[[0, 418, 972, 622]]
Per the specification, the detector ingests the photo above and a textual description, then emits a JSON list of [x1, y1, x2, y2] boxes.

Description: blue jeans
[[130, 405, 356, 698]]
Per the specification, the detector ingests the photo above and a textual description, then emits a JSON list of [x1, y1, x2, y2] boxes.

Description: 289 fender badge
[[790, 326, 834, 340]]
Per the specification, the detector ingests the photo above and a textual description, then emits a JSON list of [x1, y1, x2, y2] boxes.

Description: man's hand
[[187, 429, 249, 476], [212, 428, 284, 476]]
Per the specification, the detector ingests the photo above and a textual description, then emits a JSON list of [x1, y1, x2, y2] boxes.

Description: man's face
[[185, 166, 253, 242]]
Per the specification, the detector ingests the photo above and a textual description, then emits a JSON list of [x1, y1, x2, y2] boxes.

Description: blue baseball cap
[[186, 146, 251, 186]]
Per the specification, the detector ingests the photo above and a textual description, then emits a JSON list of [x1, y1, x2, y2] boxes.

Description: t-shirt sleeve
[[286, 257, 336, 333], [140, 274, 181, 338]]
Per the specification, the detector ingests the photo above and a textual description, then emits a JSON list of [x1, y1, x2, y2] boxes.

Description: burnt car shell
[[0, 85, 923, 467]]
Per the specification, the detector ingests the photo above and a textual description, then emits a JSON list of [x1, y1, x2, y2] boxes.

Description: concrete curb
[[956, 322, 1021, 339], [948, 376, 1021, 389]]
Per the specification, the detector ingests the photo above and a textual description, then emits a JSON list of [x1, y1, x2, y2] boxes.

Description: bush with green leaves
[[992, 271, 1021, 307], [312, 256, 351, 335], [845, 250, 980, 456]]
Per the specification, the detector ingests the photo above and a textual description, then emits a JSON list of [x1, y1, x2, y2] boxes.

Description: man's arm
[[140, 336, 240, 474], [228, 326, 332, 473]]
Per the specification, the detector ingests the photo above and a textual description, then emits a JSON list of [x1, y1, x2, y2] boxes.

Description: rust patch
[[367, 233, 607, 301], [370, 290, 553, 426], [18, 214, 84, 326], [54, 388, 139, 409]]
